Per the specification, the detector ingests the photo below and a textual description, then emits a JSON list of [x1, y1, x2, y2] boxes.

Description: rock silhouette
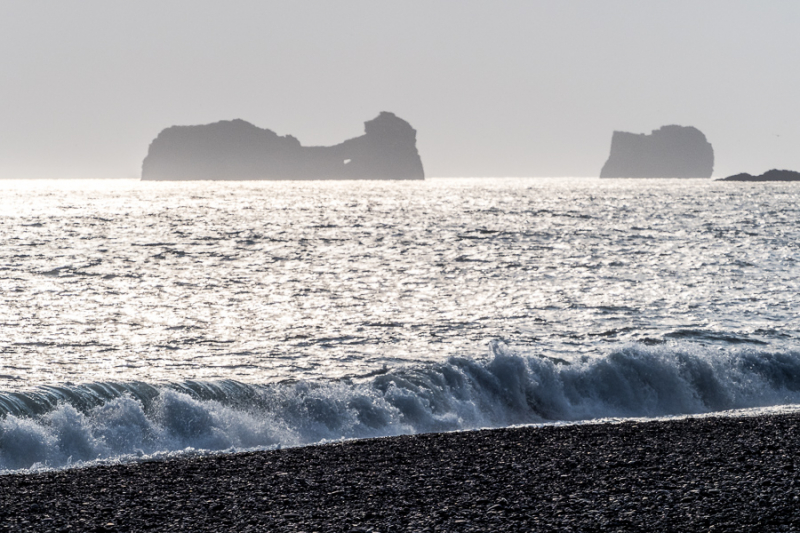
[[600, 125, 714, 178], [142, 112, 424, 180], [719, 169, 800, 181]]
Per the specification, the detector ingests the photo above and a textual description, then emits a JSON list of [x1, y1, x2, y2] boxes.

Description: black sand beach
[[1, 413, 799, 532]]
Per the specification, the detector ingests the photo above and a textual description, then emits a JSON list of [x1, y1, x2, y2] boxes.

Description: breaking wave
[[3, 341, 800, 473]]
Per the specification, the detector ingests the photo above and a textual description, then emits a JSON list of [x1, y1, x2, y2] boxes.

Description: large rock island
[[142, 112, 424, 180], [600, 125, 714, 178], [719, 169, 800, 181]]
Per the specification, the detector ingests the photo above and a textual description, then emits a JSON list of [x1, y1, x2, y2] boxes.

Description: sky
[[0, 1, 798, 179]]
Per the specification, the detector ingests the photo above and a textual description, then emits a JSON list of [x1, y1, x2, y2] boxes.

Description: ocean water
[[1, 177, 799, 472]]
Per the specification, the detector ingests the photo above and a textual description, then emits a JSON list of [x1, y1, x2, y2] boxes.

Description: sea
[[1, 177, 800, 473]]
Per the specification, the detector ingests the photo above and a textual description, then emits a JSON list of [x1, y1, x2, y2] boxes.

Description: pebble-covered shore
[[1, 413, 799, 532]]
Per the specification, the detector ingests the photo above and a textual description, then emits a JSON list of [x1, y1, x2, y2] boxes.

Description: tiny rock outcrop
[[719, 169, 800, 182], [142, 112, 424, 180], [600, 125, 714, 178]]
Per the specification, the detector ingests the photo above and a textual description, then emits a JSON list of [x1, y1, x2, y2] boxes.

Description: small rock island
[[141, 112, 424, 180], [719, 169, 800, 182], [600, 125, 714, 178]]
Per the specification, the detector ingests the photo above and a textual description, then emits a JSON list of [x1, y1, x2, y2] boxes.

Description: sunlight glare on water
[[1, 178, 799, 389]]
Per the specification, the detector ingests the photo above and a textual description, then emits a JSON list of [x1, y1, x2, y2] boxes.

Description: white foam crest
[[3, 342, 800, 473]]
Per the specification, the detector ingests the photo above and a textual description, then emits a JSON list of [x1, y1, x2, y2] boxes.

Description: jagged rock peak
[[142, 112, 424, 181], [600, 125, 714, 178]]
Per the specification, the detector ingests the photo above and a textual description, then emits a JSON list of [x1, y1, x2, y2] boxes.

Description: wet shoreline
[[1, 413, 799, 532]]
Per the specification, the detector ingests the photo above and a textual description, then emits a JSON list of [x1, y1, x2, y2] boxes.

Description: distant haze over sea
[[0, 2, 798, 179]]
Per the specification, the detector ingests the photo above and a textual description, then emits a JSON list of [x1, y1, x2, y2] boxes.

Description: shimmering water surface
[[2, 178, 800, 472], [1, 178, 799, 387]]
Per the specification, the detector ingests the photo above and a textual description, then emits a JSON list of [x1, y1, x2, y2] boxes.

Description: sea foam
[[2, 341, 800, 473]]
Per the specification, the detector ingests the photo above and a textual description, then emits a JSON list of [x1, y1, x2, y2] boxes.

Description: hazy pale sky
[[1, 1, 798, 178]]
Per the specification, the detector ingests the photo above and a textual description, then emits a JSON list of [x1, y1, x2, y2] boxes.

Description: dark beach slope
[[1, 413, 799, 532]]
